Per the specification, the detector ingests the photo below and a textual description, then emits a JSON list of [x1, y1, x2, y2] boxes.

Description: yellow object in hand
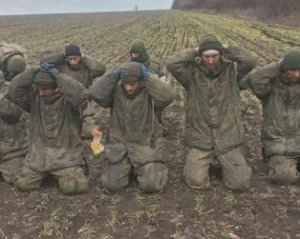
[[90, 129, 104, 155]]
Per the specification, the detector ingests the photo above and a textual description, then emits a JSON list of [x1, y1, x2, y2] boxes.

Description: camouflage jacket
[[166, 46, 257, 155], [0, 79, 28, 162], [8, 66, 88, 172], [41, 53, 106, 88], [241, 62, 300, 157], [89, 73, 173, 165]]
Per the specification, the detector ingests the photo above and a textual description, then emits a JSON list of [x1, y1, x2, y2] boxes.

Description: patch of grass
[[38, 208, 65, 239], [99, 234, 113, 239], [275, 204, 288, 219], [170, 230, 184, 239], [105, 210, 119, 231], [0, 228, 8, 239], [127, 210, 145, 223], [35, 194, 50, 212], [78, 221, 95, 239], [223, 191, 238, 205], [194, 193, 205, 215], [146, 204, 160, 220], [134, 191, 145, 204]]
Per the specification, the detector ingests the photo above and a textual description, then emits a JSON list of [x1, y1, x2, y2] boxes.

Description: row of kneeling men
[[0, 37, 300, 195]]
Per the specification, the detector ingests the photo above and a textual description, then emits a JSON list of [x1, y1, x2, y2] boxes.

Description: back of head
[[0, 41, 26, 80], [64, 43, 81, 57], [280, 49, 300, 72], [120, 62, 144, 82], [198, 35, 224, 54], [5, 54, 26, 75]]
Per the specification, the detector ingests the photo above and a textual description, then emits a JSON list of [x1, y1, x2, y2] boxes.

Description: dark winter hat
[[120, 62, 143, 82], [198, 35, 224, 54], [34, 71, 57, 88], [5, 54, 26, 74], [129, 39, 146, 54], [129, 39, 148, 63], [64, 44, 81, 57], [280, 50, 300, 71]]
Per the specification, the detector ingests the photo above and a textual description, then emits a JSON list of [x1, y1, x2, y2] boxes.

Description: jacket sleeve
[[166, 49, 195, 89], [146, 74, 174, 109], [8, 66, 37, 112], [81, 55, 106, 78], [224, 46, 258, 82], [0, 96, 23, 123], [40, 53, 65, 65], [56, 73, 88, 107], [88, 73, 118, 108], [240, 62, 278, 99]]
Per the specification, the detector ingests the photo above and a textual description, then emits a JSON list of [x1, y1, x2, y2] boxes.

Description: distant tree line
[[172, 0, 300, 17]]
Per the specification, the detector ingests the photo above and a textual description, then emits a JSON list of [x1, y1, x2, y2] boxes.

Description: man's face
[[130, 52, 140, 59], [286, 69, 300, 82], [123, 81, 142, 95], [201, 52, 221, 70], [66, 56, 81, 69], [37, 87, 56, 97]]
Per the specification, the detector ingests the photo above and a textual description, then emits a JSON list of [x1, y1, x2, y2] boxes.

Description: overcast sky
[[0, 0, 174, 15]]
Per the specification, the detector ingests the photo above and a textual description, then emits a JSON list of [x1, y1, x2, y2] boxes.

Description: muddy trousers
[[102, 158, 168, 193], [0, 156, 24, 184], [15, 166, 89, 195], [184, 146, 252, 191], [268, 155, 300, 185]]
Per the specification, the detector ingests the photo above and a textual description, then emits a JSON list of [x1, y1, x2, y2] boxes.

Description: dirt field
[[0, 10, 300, 239]]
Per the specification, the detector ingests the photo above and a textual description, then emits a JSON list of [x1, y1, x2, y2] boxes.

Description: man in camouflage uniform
[[8, 63, 89, 194], [167, 36, 257, 191], [0, 42, 28, 184], [241, 50, 300, 185], [41, 43, 106, 138], [89, 62, 173, 193]]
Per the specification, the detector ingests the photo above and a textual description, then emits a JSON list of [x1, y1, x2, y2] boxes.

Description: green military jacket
[[0, 79, 28, 162], [89, 73, 173, 165], [241, 62, 300, 157], [8, 67, 88, 172], [167, 46, 257, 155]]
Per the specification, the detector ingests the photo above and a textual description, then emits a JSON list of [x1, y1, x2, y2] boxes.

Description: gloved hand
[[40, 62, 59, 78], [141, 64, 149, 80], [113, 68, 121, 79]]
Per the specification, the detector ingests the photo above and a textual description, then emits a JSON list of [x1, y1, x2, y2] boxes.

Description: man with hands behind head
[[167, 35, 257, 191], [41, 43, 106, 138], [8, 63, 89, 194], [241, 49, 300, 185], [89, 62, 173, 193]]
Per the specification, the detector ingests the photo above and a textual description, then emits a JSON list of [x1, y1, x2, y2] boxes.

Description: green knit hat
[[34, 71, 57, 88], [198, 35, 224, 54], [120, 62, 143, 82], [5, 54, 26, 74], [129, 39, 148, 63], [129, 39, 146, 54], [280, 50, 300, 71]]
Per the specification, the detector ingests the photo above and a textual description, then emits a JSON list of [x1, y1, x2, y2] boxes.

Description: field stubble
[[0, 10, 300, 239]]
